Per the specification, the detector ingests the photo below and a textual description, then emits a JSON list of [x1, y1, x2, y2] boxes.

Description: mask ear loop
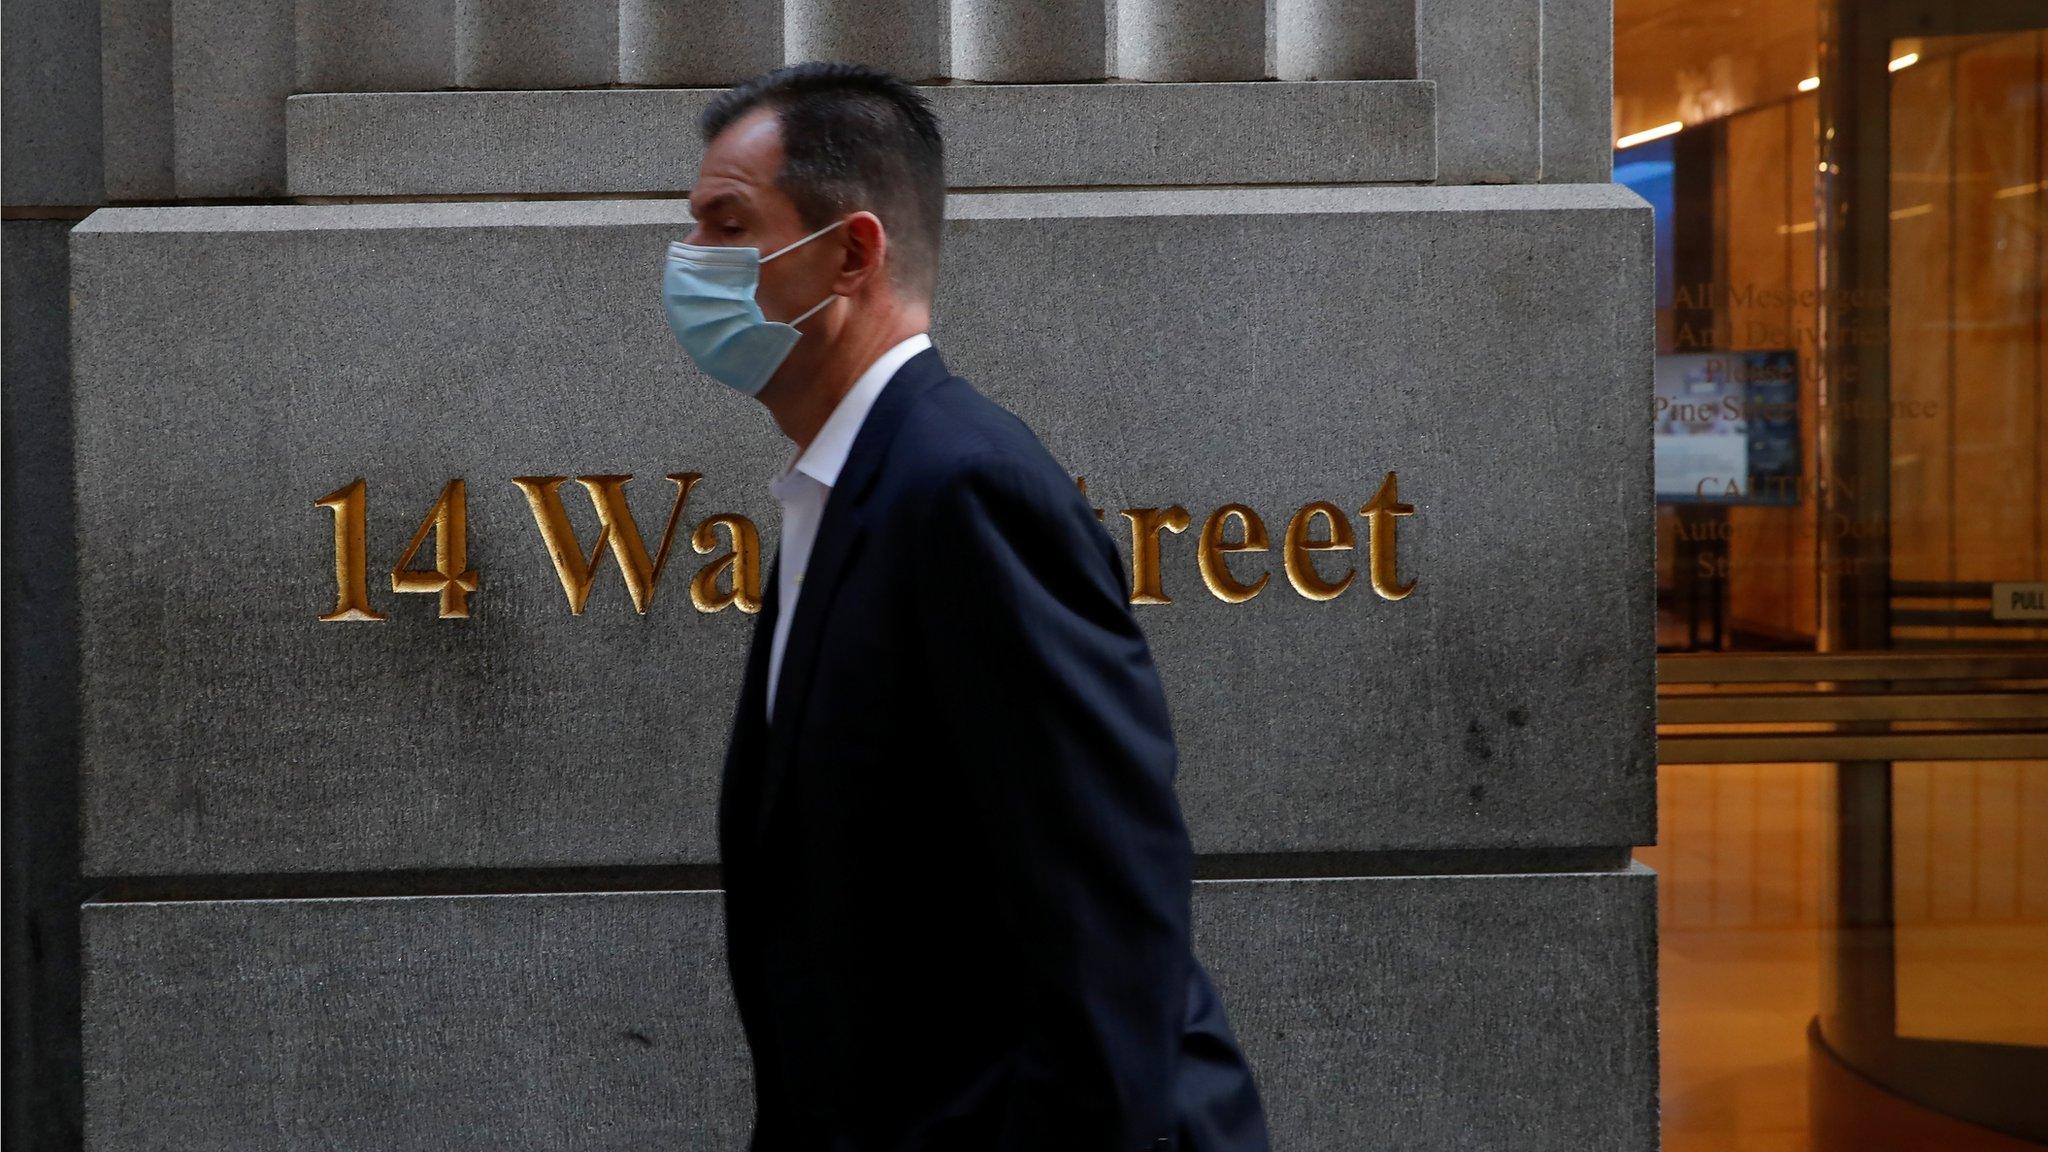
[[787, 291, 838, 328], [761, 217, 847, 263], [765, 217, 846, 329]]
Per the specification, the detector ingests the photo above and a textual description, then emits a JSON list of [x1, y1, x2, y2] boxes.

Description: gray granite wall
[[2, 9, 102, 1140], [67, 185, 1656, 1148], [2, 0, 104, 206]]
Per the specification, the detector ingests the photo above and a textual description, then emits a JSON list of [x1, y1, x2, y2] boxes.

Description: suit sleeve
[[917, 453, 1193, 1151]]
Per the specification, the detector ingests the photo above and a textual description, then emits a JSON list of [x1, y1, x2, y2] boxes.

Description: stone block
[[1540, 0, 1613, 183], [618, 0, 781, 86], [171, 0, 293, 197], [1416, 0, 1540, 183], [783, 0, 947, 82], [84, 890, 751, 1150], [454, 0, 616, 88], [950, 0, 1105, 82], [1274, 0, 1415, 81], [1200, 868, 1657, 1149], [83, 869, 1657, 1150], [295, 0, 457, 92], [2, 0, 105, 205], [936, 80, 1433, 186], [69, 185, 1652, 877], [1116, 0, 1265, 81], [284, 82, 1437, 197], [100, 0, 174, 200]]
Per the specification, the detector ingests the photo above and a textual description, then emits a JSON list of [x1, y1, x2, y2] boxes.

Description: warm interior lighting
[[1992, 179, 2047, 200], [1889, 52, 1919, 71], [1889, 203, 1932, 221], [1616, 121, 1684, 149], [1798, 76, 1820, 92]]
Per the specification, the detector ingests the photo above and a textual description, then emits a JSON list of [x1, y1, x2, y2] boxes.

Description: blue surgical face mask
[[662, 217, 847, 396]]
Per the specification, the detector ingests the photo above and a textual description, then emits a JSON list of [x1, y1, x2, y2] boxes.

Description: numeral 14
[[315, 478, 479, 621]]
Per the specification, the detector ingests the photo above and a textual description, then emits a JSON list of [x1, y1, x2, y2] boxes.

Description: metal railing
[[1656, 651, 2048, 764]]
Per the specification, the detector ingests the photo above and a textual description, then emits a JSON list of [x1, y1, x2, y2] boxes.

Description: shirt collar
[[780, 332, 933, 491]]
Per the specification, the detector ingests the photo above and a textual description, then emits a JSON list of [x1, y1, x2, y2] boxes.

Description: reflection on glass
[[1624, 2, 2047, 1149], [1889, 33, 2048, 651], [1892, 761, 2048, 1048]]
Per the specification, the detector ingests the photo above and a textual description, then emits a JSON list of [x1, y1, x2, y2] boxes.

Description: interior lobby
[[1615, 0, 2046, 1148]]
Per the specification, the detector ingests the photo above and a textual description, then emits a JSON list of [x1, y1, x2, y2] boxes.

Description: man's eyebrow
[[686, 191, 744, 217]]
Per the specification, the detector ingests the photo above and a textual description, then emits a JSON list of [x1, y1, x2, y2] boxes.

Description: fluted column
[[455, 0, 617, 88], [783, 0, 946, 81], [295, 0, 456, 91], [619, 0, 781, 85], [1115, 0, 1264, 81], [1275, 0, 1413, 79], [951, 0, 1104, 81]]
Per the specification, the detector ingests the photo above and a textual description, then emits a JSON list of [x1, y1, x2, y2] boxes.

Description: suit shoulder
[[893, 376, 1074, 495], [885, 376, 1130, 607]]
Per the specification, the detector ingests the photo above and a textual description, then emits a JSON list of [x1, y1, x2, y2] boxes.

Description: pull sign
[[1991, 582, 2048, 620]]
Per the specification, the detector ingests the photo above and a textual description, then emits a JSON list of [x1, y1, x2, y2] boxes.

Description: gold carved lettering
[[314, 477, 388, 622], [690, 513, 763, 614], [1120, 506, 1191, 605], [1359, 471, 1416, 601], [1283, 501, 1356, 601], [389, 478, 479, 618], [320, 470, 1427, 620], [1197, 504, 1270, 604], [510, 473, 701, 614]]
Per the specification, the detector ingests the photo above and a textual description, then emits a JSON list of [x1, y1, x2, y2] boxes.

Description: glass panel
[[1626, 4, 2048, 1151], [1892, 761, 2048, 1047], [1890, 31, 2048, 650], [1630, 87, 1827, 653], [1639, 761, 1833, 1151], [1630, 25, 2047, 656]]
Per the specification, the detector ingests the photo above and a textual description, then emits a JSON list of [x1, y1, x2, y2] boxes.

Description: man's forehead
[[688, 110, 786, 217]]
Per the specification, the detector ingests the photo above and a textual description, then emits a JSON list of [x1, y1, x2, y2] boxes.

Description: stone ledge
[[77, 181, 1642, 235], [284, 80, 1438, 197], [83, 869, 1656, 1151]]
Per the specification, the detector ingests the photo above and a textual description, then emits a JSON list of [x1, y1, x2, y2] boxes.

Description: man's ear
[[836, 210, 888, 294]]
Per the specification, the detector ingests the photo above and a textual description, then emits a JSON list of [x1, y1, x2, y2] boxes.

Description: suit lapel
[[720, 553, 778, 874], [752, 344, 951, 841]]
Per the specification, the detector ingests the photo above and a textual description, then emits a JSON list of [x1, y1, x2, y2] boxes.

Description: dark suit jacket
[[718, 344, 1269, 1152]]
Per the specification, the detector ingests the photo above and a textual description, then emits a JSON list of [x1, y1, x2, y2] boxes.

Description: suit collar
[[749, 342, 952, 840], [785, 332, 932, 490]]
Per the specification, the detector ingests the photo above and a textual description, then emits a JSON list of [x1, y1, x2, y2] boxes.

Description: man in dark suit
[[662, 62, 1270, 1152]]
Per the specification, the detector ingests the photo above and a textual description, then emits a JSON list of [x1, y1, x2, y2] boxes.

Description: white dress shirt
[[766, 331, 933, 720]]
